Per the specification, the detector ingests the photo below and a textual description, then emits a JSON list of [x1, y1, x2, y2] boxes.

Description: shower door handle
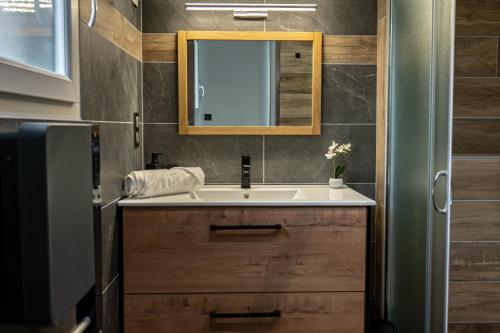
[[432, 170, 449, 215], [88, 0, 97, 27]]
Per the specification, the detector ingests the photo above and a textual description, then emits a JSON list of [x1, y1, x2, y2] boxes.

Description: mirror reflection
[[187, 40, 313, 127]]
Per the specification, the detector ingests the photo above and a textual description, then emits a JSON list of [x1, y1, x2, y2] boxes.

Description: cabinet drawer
[[123, 207, 366, 294], [124, 292, 365, 333]]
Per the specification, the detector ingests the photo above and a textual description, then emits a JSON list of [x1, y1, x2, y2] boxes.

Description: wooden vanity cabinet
[[122, 206, 368, 333]]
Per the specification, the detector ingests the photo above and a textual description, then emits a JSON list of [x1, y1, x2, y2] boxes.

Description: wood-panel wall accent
[[142, 33, 377, 65], [450, 242, 500, 281], [454, 78, 500, 117], [451, 1, 500, 329], [451, 201, 500, 241], [452, 158, 500, 200], [143, 33, 177, 63], [449, 323, 500, 333], [449, 282, 500, 322], [453, 119, 500, 155], [322, 35, 377, 65], [456, 0, 500, 36], [374, 0, 389, 320], [80, 0, 142, 61], [455, 37, 498, 77]]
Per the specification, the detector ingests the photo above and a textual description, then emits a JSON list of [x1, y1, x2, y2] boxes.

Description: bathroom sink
[[194, 189, 302, 201]]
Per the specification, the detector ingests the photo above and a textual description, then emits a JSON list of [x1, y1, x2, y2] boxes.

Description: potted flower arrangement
[[325, 140, 351, 188]]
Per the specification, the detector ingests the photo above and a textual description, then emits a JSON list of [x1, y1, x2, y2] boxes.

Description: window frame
[[0, 0, 80, 120]]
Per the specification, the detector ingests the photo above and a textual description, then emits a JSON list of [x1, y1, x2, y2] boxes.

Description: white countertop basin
[[118, 185, 376, 207]]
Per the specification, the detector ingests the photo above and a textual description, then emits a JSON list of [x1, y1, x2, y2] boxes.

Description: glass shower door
[[386, 0, 455, 332]]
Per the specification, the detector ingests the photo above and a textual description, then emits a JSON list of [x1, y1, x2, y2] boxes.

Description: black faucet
[[241, 155, 251, 189]]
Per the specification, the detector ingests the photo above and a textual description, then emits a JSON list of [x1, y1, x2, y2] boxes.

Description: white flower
[[325, 152, 335, 159], [325, 141, 351, 160]]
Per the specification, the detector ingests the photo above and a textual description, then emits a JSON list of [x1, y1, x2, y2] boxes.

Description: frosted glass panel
[[387, 0, 434, 330], [387, 0, 454, 331], [0, 0, 68, 75]]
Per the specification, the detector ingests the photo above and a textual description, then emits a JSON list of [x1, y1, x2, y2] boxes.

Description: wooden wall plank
[[449, 323, 500, 333], [452, 201, 500, 241], [456, 0, 500, 36], [453, 158, 500, 200], [450, 242, 500, 281], [454, 78, 500, 117], [323, 35, 377, 65], [453, 119, 500, 155], [143, 33, 177, 62], [455, 37, 498, 77], [143, 34, 377, 65], [80, 0, 142, 61], [449, 282, 500, 322]]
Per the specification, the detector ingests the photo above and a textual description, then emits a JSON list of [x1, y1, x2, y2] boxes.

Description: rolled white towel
[[124, 167, 205, 198]]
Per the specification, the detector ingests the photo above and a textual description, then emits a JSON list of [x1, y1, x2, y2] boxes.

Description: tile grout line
[[450, 240, 500, 243], [453, 199, 500, 202], [454, 117, 500, 119], [455, 76, 500, 79], [102, 274, 119, 295]]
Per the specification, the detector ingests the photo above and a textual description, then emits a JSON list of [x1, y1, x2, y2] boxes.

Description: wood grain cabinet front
[[122, 206, 368, 333], [124, 293, 365, 333]]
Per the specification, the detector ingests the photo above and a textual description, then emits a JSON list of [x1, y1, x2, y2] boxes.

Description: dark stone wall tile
[[99, 202, 119, 291], [90, 31, 140, 122], [143, 63, 178, 123], [323, 65, 376, 124], [111, 0, 142, 31], [264, 125, 375, 183], [143, 0, 264, 33], [347, 183, 375, 199], [99, 122, 142, 205], [265, 0, 377, 35], [144, 124, 264, 183]]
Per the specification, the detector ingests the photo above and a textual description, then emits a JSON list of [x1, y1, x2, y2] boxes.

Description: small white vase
[[329, 178, 344, 189]]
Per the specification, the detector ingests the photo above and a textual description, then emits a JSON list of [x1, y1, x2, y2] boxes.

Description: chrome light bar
[[185, 3, 317, 19]]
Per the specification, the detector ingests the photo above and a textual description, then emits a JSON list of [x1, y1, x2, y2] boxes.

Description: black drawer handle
[[210, 224, 282, 231], [209, 310, 281, 319]]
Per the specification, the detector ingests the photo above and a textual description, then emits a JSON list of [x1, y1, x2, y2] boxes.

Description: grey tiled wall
[[143, 0, 377, 198]]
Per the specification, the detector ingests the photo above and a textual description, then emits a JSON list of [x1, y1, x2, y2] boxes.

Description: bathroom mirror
[[178, 31, 322, 135]]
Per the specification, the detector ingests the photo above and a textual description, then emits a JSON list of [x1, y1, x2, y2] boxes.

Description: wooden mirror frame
[[177, 31, 322, 135]]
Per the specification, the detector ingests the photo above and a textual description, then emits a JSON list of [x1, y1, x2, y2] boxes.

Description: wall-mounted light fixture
[[185, 2, 317, 19]]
